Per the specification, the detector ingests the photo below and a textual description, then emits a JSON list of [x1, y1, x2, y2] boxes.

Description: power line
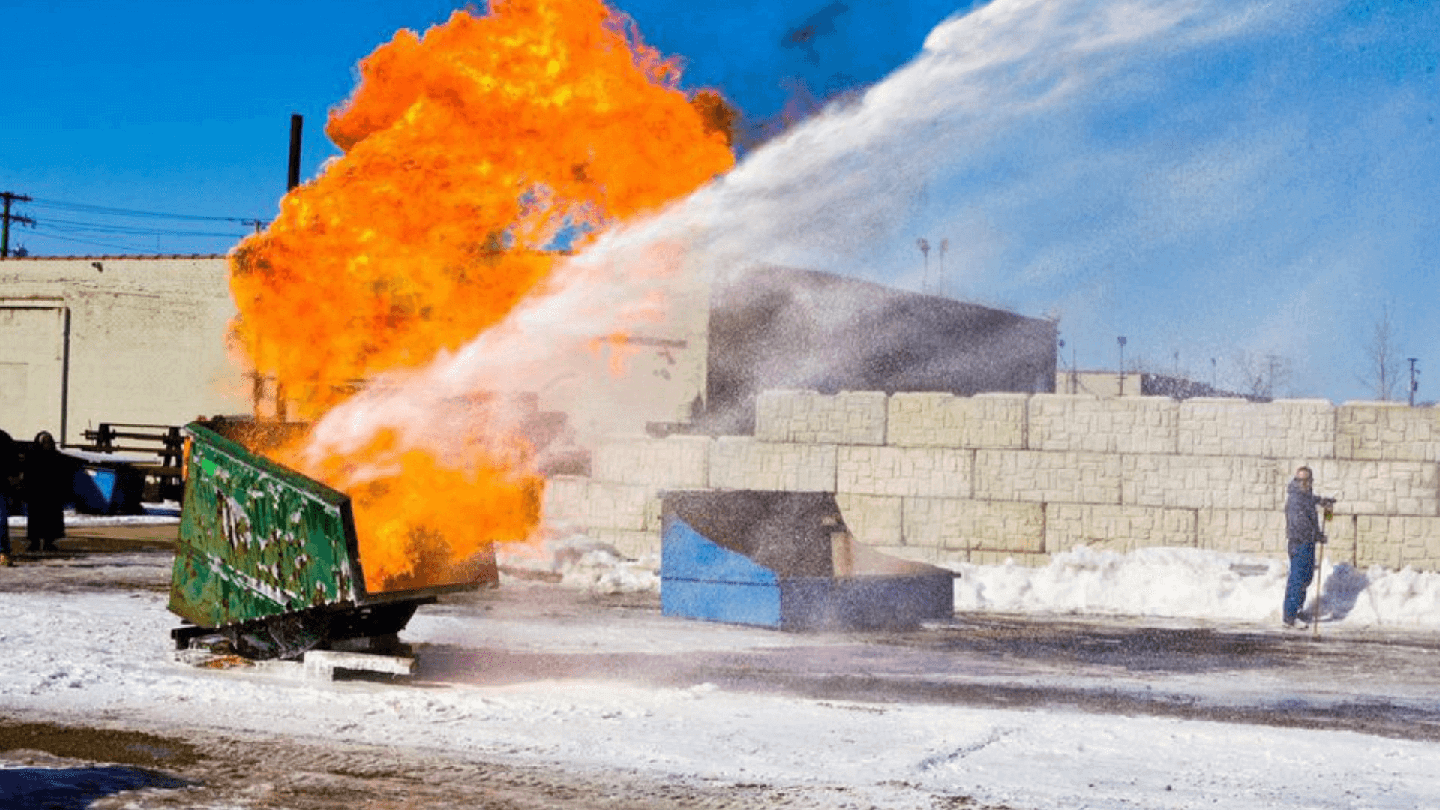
[[27, 195, 265, 225], [37, 216, 252, 239], [26, 228, 159, 254], [2, 191, 271, 256]]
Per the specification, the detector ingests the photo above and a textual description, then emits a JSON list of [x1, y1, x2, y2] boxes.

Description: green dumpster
[[170, 422, 497, 659]]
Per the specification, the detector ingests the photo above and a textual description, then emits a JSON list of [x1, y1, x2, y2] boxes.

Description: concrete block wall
[[755, 390, 886, 445], [1336, 403, 1440, 462], [1177, 398, 1335, 459], [542, 392, 1440, 572], [709, 437, 837, 491], [887, 392, 1027, 449], [1029, 396, 1179, 454]]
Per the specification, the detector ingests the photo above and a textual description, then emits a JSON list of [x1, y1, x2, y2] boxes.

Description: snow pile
[[950, 545, 1440, 629]]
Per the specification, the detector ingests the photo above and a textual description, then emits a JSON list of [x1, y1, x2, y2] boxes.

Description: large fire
[[227, 0, 735, 591]]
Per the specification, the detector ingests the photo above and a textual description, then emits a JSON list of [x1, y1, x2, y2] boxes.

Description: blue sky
[[3, 0, 1438, 403], [1, 0, 963, 256]]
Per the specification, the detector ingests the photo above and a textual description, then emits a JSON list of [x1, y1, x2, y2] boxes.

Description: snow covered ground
[[3, 511, 1440, 808]]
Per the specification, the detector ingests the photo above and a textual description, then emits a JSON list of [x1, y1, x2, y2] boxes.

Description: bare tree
[[1231, 350, 1292, 400], [1358, 303, 1400, 401]]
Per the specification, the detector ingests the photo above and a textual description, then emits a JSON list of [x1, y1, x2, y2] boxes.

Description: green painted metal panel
[[169, 423, 369, 629]]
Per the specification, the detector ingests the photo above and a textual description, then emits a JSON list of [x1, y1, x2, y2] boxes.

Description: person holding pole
[[1282, 466, 1334, 629]]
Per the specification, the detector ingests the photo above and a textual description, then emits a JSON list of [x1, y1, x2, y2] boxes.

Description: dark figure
[[23, 431, 69, 552], [0, 429, 16, 566], [1283, 466, 1333, 628]]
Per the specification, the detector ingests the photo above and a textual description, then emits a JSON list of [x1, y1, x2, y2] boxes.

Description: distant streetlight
[[917, 238, 931, 292], [1059, 339, 1071, 394], [938, 238, 949, 296], [1409, 357, 1420, 407], [1057, 338, 1078, 393], [1117, 336, 1127, 397]]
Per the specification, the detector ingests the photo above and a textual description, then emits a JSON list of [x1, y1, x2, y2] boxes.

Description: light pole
[[1058, 339, 1065, 392], [1060, 339, 1077, 394], [938, 238, 949, 296], [1409, 358, 1420, 407], [917, 238, 931, 292], [1117, 336, 1127, 397]]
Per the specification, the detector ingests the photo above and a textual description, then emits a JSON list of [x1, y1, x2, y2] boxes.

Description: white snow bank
[[504, 535, 1440, 630], [949, 545, 1440, 629]]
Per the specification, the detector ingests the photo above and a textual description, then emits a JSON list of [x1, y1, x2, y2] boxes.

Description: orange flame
[[227, 0, 735, 592]]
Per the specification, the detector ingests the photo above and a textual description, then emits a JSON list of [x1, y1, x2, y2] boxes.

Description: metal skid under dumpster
[[169, 422, 498, 660], [660, 490, 956, 631]]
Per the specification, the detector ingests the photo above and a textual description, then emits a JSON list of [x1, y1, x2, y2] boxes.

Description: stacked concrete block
[[1355, 515, 1440, 570], [708, 437, 838, 491], [1306, 459, 1439, 517], [1046, 504, 1196, 554], [974, 450, 1122, 505], [542, 476, 655, 532], [1121, 454, 1283, 511], [1197, 510, 1286, 556], [886, 392, 1027, 449], [837, 445, 971, 498], [754, 390, 887, 445], [1177, 398, 1334, 459], [1028, 395, 1178, 454], [547, 391, 1440, 573], [835, 492, 904, 546], [1319, 513, 1358, 568], [902, 498, 1045, 556], [591, 435, 710, 489], [1336, 403, 1440, 462]]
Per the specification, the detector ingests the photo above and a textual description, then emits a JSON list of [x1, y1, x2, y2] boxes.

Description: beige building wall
[[1054, 370, 1142, 398], [1, 255, 710, 450], [0, 256, 248, 445], [545, 391, 1440, 573]]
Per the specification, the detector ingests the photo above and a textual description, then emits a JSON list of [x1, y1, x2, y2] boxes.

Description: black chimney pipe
[[288, 114, 303, 190], [273, 113, 303, 423]]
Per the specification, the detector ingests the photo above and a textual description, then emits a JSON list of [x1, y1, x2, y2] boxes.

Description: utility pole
[[1, 191, 36, 258], [1409, 357, 1420, 407], [1117, 336, 1127, 397]]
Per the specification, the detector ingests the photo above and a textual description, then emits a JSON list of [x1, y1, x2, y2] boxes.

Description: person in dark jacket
[[1283, 466, 1334, 628], [0, 429, 16, 566], [23, 431, 69, 553]]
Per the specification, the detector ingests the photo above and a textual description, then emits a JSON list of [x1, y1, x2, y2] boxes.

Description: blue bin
[[71, 462, 145, 515], [660, 491, 955, 631]]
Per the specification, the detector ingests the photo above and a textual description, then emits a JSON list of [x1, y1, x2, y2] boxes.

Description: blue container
[[70, 460, 145, 515], [660, 491, 955, 631]]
